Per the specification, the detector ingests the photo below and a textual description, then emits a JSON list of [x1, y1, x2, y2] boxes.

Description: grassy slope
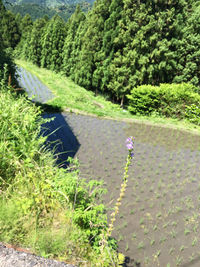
[[0, 88, 118, 266], [16, 59, 200, 135]]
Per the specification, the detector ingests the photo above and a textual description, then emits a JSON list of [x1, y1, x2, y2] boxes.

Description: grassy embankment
[[0, 85, 121, 266], [16, 59, 200, 134]]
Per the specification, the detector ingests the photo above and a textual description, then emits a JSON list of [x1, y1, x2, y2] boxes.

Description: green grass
[[15, 59, 200, 135], [16, 59, 127, 118]]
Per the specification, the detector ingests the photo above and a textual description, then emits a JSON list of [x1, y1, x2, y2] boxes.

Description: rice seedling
[[169, 247, 175, 255], [153, 225, 158, 231], [192, 237, 197, 246], [174, 256, 183, 267], [189, 253, 195, 262], [159, 236, 167, 244], [170, 230, 177, 238], [184, 228, 191, 236], [125, 243, 129, 252], [137, 242, 145, 250]]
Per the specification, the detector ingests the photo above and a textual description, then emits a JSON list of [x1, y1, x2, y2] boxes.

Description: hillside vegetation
[[3, 0, 200, 112], [12, 0, 200, 109], [16, 59, 200, 132]]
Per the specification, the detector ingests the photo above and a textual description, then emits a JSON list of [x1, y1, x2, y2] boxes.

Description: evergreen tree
[[40, 15, 67, 72], [111, 0, 189, 100], [0, 0, 5, 50], [27, 18, 48, 65], [98, 0, 125, 103], [174, 2, 200, 86], [19, 13, 33, 33], [62, 5, 85, 77], [0, 1, 20, 49], [74, 0, 112, 92], [1, 10, 20, 49], [0, 0, 16, 83], [69, 19, 86, 83], [0, 0, 5, 22], [15, 14, 33, 58], [15, 12, 23, 27]]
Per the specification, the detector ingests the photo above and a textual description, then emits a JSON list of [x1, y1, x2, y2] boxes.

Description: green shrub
[[127, 83, 200, 119], [185, 104, 200, 125]]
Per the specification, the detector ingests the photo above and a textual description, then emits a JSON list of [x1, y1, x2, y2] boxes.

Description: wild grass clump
[[0, 85, 119, 265]]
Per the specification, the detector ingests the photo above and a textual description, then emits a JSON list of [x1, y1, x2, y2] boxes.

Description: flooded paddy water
[[56, 114, 200, 267], [17, 68, 200, 267], [16, 67, 55, 103]]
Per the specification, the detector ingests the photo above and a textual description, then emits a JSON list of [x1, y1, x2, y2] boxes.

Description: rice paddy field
[[16, 66, 55, 103], [17, 67, 200, 267]]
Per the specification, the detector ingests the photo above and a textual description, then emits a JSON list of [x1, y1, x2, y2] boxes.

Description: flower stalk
[[101, 137, 134, 250]]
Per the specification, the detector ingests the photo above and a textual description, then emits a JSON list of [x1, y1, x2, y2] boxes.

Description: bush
[[185, 104, 200, 125], [127, 83, 200, 119]]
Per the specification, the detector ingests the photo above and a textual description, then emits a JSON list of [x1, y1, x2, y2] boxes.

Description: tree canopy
[[0, 0, 16, 82], [10, 0, 200, 103]]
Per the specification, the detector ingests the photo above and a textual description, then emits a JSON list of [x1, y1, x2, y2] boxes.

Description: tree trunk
[[120, 95, 124, 108]]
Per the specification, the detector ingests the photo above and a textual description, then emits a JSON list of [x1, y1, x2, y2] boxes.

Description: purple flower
[[126, 136, 134, 156], [126, 143, 134, 150]]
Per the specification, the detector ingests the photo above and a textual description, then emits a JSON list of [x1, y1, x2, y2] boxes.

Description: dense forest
[[1, 0, 200, 110]]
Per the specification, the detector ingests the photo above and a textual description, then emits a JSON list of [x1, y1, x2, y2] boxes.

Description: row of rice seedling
[[16, 67, 54, 103]]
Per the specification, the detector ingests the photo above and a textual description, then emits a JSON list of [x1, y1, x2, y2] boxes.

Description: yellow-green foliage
[[185, 104, 200, 125], [0, 89, 46, 186], [127, 83, 200, 119]]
